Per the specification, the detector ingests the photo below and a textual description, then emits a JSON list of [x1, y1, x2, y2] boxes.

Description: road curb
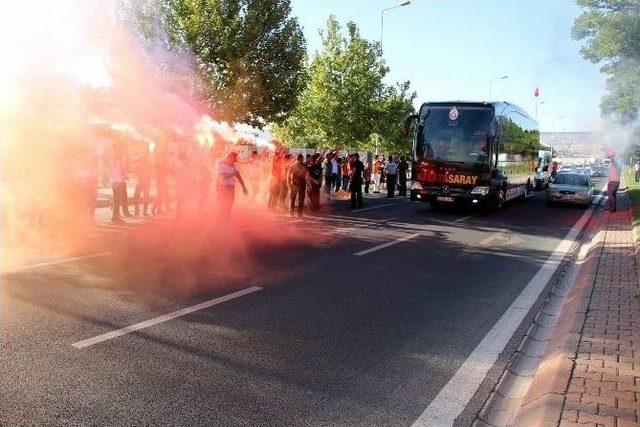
[[475, 205, 606, 427], [514, 226, 604, 426]]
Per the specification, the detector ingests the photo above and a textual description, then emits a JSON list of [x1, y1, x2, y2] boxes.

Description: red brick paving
[[561, 196, 640, 427]]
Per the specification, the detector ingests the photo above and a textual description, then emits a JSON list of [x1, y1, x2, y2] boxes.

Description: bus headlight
[[470, 186, 490, 196], [410, 181, 423, 191]]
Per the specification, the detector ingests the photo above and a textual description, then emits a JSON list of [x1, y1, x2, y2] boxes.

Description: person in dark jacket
[[308, 153, 323, 212], [397, 156, 408, 197], [349, 153, 365, 209], [289, 154, 309, 218]]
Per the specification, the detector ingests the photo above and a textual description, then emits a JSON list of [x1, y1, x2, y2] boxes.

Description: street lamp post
[[535, 100, 545, 120], [488, 75, 509, 100], [380, 1, 411, 51]]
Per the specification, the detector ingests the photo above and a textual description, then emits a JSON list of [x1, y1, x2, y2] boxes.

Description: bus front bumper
[[410, 187, 489, 207]]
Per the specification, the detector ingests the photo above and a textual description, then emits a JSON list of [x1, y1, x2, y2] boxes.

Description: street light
[[535, 100, 545, 120], [488, 75, 509, 100], [380, 1, 411, 51]]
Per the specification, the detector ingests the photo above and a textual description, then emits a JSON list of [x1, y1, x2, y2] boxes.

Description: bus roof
[[419, 101, 535, 122]]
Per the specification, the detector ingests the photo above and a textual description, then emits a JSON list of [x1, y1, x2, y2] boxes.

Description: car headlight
[[410, 181, 423, 191], [470, 186, 490, 195]]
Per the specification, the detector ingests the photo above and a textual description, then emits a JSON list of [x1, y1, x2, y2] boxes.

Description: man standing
[[341, 157, 350, 192], [289, 154, 308, 218], [634, 160, 640, 182], [397, 156, 409, 197], [133, 149, 151, 216], [247, 150, 262, 203], [308, 153, 323, 212], [324, 153, 334, 195], [268, 150, 284, 210], [217, 152, 248, 221], [349, 153, 365, 209], [550, 160, 558, 180], [372, 155, 382, 193], [174, 151, 191, 217], [363, 164, 371, 194], [330, 153, 339, 194], [110, 145, 129, 222], [279, 154, 292, 209], [606, 157, 620, 212], [385, 155, 398, 198], [152, 148, 169, 215]]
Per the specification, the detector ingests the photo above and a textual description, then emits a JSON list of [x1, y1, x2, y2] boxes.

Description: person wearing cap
[[217, 152, 248, 221], [288, 153, 309, 218]]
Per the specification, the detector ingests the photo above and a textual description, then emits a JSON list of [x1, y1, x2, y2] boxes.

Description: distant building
[[540, 132, 603, 159]]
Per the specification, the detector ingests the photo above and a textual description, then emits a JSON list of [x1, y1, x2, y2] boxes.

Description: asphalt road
[[1, 180, 606, 426]]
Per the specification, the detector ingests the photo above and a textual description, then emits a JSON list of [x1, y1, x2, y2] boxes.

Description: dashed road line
[[72, 286, 263, 349], [355, 203, 396, 213], [453, 214, 476, 223], [10, 252, 113, 273], [353, 233, 421, 256]]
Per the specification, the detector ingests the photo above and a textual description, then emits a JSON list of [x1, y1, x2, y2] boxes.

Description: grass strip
[[623, 167, 640, 241]]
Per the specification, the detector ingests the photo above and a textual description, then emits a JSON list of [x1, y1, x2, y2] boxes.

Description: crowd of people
[[266, 151, 410, 217], [99, 144, 411, 222]]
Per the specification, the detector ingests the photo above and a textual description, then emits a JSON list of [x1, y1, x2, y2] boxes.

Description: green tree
[[273, 16, 415, 153], [135, 0, 307, 127], [572, 0, 640, 119]]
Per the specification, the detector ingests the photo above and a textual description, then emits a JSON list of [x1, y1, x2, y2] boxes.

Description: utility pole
[[380, 1, 411, 51]]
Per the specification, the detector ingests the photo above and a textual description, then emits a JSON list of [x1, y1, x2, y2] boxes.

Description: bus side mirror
[[402, 114, 419, 137]]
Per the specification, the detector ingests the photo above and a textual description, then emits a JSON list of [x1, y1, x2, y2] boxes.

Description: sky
[[290, 0, 607, 133]]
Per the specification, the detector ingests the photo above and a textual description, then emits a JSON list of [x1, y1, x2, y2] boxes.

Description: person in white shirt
[[385, 156, 398, 198], [372, 155, 383, 193], [217, 152, 248, 221], [331, 155, 339, 193], [634, 160, 640, 182]]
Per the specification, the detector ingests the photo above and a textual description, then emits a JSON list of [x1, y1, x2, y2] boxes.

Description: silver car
[[547, 173, 593, 208]]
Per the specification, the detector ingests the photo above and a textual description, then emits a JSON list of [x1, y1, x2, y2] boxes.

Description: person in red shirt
[[550, 161, 558, 179]]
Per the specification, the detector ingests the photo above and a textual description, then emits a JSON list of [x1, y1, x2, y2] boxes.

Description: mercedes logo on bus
[[448, 107, 459, 121], [443, 186, 450, 194]]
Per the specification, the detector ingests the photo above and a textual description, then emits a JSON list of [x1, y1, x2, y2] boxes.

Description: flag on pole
[[534, 86, 540, 98]]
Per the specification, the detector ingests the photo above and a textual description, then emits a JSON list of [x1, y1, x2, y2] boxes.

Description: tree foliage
[[572, 0, 640, 119], [133, 0, 307, 127], [272, 16, 416, 153]]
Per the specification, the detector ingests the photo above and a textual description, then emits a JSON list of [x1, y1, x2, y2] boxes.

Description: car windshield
[[416, 106, 493, 164], [554, 174, 589, 186]]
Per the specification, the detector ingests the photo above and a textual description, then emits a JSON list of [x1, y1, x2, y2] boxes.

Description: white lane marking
[[72, 286, 262, 349], [355, 203, 395, 213], [239, 221, 291, 231], [412, 201, 597, 427], [11, 252, 113, 273], [453, 214, 476, 223], [353, 233, 421, 256]]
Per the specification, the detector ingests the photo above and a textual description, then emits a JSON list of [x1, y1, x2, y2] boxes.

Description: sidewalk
[[477, 189, 640, 427], [559, 195, 640, 426]]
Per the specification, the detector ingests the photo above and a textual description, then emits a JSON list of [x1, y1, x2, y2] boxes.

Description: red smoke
[[0, 0, 334, 285]]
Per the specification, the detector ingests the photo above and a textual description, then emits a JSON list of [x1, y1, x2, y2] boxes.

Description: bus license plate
[[437, 196, 454, 203]]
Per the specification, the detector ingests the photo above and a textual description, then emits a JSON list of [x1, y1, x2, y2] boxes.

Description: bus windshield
[[416, 106, 494, 164]]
